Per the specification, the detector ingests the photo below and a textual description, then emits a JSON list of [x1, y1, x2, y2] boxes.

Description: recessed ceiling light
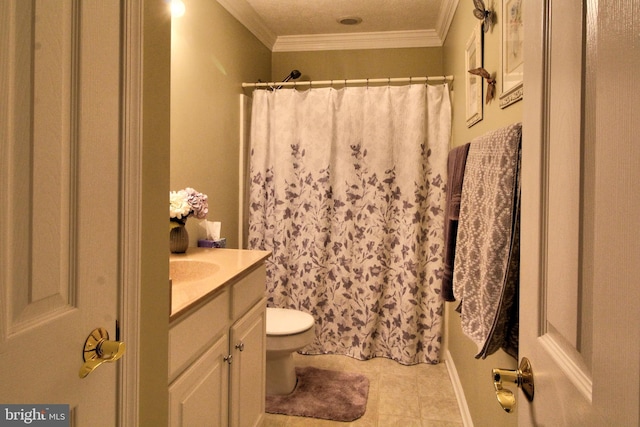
[[338, 16, 363, 25]]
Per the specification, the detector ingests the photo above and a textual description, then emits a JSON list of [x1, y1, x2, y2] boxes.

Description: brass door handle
[[492, 357, 534, 413], [79, 326, 126, 378]]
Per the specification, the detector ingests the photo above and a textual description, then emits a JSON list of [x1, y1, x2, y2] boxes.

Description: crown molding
[[273, 29, 442, 52], [217, 0, 459, 52], [436, 0, 459, 44], [216, 0, 277, 49]]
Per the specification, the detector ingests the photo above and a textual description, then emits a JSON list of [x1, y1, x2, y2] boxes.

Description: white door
[[1, 1, 123, 423], [518, 1, 640, 425]]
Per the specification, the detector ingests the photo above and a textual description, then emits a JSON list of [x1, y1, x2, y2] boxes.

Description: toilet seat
[[266, 308, 314, 336]]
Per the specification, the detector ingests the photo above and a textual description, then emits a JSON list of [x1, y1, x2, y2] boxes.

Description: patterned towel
[[453, 123, 521, 359]]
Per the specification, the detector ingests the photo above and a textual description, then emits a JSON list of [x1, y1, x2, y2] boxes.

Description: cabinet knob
[[235, 342, 245, 352]]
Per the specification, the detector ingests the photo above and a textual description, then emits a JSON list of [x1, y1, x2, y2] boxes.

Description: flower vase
[[170, 225, 189, 253]]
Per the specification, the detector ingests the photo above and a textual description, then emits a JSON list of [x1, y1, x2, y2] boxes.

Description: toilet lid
[[266, 308, 315, 335]]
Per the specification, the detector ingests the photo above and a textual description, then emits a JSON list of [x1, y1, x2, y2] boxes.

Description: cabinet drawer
[[169, 288, 230, 381], [231, 263, 266, 319]]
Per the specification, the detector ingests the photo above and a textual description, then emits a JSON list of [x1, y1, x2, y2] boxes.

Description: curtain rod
[[242, 75, 453, 89]]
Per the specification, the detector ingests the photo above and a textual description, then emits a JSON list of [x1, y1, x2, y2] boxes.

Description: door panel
[[545, 0, 583, 347], [0, 0, 121, 423], [520, 0, 639, 425], [6, 0, 76, 331], [520, 1, 594, 424], [536, 0, 592, 390]]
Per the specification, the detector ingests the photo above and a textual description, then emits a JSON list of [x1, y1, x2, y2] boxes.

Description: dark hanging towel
[[441, 143, 471, 302]]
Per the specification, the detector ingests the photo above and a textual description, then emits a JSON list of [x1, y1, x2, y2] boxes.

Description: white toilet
[[265, 307, 315, 395]]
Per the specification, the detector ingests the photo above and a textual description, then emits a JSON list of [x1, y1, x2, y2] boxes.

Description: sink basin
[[170, 259, 219, 284]]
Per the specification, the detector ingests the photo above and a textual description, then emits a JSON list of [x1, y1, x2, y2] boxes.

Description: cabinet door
[[229, 299, 266, 427], [169, 334, 229, 427]]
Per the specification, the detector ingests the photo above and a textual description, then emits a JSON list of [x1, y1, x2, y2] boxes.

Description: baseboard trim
[[444, 349, 474, 427]]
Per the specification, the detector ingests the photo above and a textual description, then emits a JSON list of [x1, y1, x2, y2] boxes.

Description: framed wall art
[[465, 24, 483, 127], [499, 0, 524, 108]]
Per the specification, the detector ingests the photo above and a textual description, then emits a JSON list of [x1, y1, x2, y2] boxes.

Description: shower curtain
[[248, 83, 451, 364]]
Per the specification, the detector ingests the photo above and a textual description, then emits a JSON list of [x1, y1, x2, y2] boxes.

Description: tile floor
[[262, 353, 464, 427]]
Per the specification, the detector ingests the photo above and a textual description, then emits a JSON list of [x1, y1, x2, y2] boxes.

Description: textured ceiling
[[216, 0, 458, 51], [245, 0, 443, 35]]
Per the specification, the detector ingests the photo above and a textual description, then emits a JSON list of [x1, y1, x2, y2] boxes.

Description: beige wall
[[171, 0, 271, 249], [444, 8, 522, 148], [442, 4, 522, 427], [140, 2, 171, 426], [272, 47, 443, 82]]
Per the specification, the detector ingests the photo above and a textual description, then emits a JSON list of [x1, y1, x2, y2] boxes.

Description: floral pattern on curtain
[[248, 84, 451, 364]]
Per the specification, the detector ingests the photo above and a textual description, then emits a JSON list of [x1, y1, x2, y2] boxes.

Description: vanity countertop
[[170, 247, 271, 320]]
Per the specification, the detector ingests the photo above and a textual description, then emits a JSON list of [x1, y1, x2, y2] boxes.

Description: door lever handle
[[492, 357, 534, 413], [79, 326, 126, 378]]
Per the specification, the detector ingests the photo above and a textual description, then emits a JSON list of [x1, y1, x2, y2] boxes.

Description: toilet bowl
[[265, 307, 315, 395]]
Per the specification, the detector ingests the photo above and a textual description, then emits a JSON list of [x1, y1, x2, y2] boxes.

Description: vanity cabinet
[[168, 333, 230, 426], [169, 260, 267, 427], [229, 301, 266, 427]]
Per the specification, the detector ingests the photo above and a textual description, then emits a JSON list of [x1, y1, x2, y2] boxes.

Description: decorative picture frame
[[465, 24, 483, 127], [499, 0, 524, 108]]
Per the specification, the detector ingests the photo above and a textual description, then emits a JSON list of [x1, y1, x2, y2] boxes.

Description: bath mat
[[265, 366, 369, 422]]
